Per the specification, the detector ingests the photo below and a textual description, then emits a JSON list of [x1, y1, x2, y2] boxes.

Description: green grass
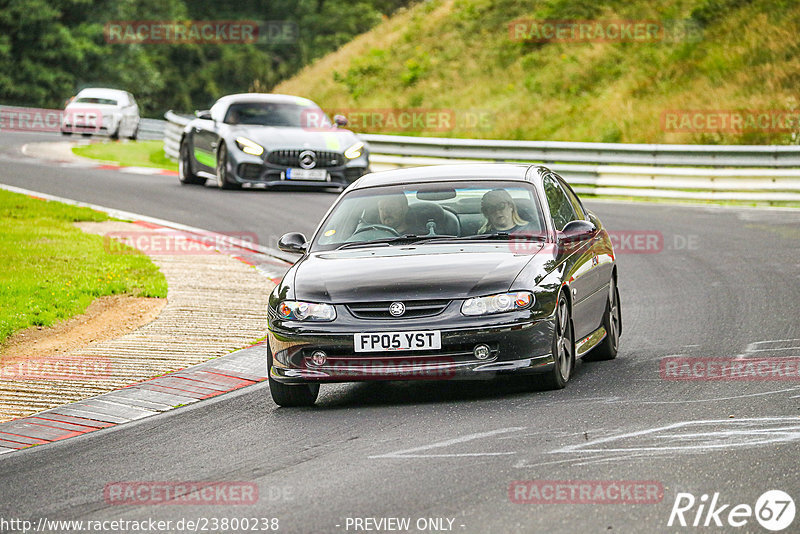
[[72, 140, 177, 171], [0, 189, 168, 346], [275, 0, 800, 145]]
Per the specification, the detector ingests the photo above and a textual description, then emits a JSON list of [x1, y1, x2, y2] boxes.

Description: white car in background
[[61, 88, 140, 139]]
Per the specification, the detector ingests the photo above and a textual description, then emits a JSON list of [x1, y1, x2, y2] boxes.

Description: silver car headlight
[[461, 291, 533, 316], [277, 300, 336, 321], [235, 137, 264, 156], [344, 141, 365, 159]]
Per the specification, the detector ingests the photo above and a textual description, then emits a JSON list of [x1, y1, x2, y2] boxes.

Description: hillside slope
[[275, 0, 800, 144]]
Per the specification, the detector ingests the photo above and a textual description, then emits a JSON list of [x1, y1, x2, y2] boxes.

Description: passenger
[[479, 189, 536, 234]]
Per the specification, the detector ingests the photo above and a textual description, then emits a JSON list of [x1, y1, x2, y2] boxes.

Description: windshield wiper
[[435, 232, 547, 242], [335, 234, 459, 250]]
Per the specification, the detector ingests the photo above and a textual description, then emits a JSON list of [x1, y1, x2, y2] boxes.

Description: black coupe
[[267, 164, 621, 406]]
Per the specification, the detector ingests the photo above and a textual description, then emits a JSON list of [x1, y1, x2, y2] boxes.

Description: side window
[[557, 176, 586, 220], [542, 174, 579, 231]]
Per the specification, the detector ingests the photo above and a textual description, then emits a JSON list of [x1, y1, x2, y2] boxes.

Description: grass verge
[[72, 140, 177, 171], [0, 188, 168, 345]]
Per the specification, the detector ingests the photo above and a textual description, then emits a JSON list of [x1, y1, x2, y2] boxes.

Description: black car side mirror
[[195, 110, 212, 120], [278, 232, 308, 254], [559, 220, 596, 242], [333, 114, 348, 127]]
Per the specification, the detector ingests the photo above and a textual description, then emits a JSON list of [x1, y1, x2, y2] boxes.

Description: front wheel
[[584, 276, 621, 361], [216, 144, 242, 190], [178, 140, 205, 185], [537, 293, 574, 390], [268, 345, 319, 407]]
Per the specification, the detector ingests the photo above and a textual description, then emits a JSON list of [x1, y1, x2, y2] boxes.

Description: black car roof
[[351, 163, 545, 189]]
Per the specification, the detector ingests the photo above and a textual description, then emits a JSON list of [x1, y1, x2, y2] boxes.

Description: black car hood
[[292, 244, 542, 302], [228, 125, 361, 152]]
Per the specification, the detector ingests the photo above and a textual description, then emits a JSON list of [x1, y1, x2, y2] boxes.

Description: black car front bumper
[[268, 310, 557, 384]]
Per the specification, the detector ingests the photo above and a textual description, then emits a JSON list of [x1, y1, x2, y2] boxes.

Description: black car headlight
[[277, 300, 336, 321], [235, 137, 264, 156], [461, 291, 533, 316]]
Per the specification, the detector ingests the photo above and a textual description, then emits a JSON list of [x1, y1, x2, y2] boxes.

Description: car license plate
[[285, 168, 328, 181], [354, 331, 441, 353]]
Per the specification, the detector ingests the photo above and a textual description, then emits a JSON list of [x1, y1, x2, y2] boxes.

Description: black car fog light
[[310, 350, 327, 366], [474, 344, 491, 360]]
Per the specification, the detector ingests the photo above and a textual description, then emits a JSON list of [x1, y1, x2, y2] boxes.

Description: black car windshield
[[310, 180, 546, 252], [223, 102, 328, 127]]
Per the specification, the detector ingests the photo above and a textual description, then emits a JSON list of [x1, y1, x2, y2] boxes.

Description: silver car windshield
[[223, 102, 327, 127]]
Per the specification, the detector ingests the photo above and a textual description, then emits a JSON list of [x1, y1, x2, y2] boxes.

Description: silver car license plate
[[285, 168, 328, 181]]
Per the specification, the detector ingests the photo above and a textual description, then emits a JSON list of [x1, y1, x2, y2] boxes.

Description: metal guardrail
[[361, 134, 800, 168], [136, 118, 167, 141], [162, 111, 800, 202], [163, 111, 189, 160]]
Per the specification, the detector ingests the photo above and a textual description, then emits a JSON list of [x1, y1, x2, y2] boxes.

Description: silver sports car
[[178, 93, 370, 190]]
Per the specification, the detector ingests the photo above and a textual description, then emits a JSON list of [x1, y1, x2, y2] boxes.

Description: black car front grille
[[347, 299, 451, 320], [267, 149, 342, 168]]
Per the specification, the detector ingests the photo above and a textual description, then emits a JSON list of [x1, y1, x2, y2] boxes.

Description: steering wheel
[[351, 224, 401, 237]]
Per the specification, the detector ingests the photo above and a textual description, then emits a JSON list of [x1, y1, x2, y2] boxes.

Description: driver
[[378, 193, 417, 235]]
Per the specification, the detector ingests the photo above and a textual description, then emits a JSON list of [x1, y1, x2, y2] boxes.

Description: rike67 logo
[[668, 490, 795, 531]]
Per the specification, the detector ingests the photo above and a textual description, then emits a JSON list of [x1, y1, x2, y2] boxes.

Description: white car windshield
[[74, 97, 118, 106]]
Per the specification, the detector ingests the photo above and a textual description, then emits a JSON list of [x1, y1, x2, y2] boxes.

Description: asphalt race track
[[1, 132, 799, 533]]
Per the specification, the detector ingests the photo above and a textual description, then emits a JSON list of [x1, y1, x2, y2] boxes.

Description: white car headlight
[[461, 291, 533, 316], [235, 137, 264, 156], [344, 141, 365, 159], [277, 300, 336, 321]]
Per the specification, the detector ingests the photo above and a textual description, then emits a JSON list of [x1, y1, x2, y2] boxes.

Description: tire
[[215, 144, 242, 190], [128, 124, 138, 140], [584, 276, 621, 361], [110, 122, 120, 140], [178, 140, 206, 185], [267, 345, 319, 407], [61, 131, 72, 136], [537, 293, 575, 390]]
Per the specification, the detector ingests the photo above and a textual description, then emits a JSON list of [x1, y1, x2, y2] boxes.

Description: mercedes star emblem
[[298, 150, 317, 169]]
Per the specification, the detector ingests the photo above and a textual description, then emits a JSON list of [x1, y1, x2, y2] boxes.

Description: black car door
[[558, 176, 609, 331], [542, 173, 600, 341]]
